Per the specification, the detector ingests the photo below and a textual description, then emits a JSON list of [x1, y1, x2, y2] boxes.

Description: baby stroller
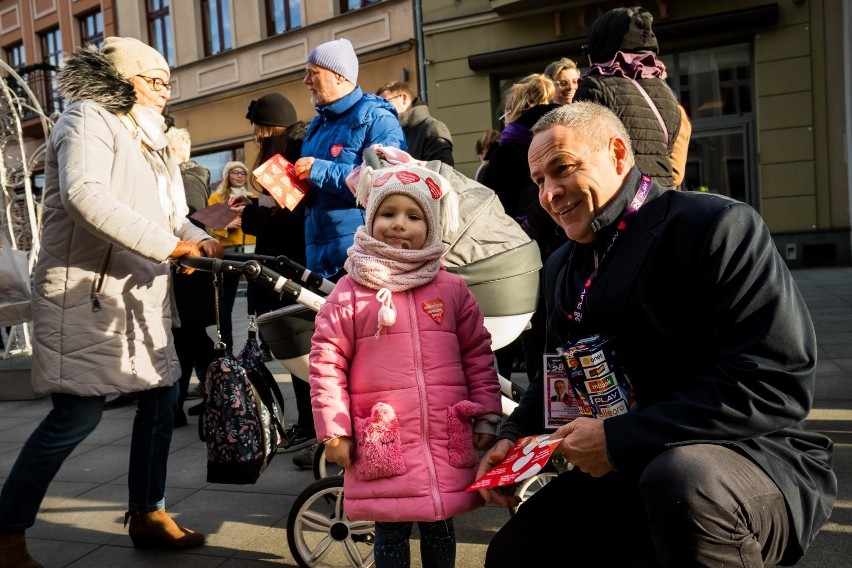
[[182, 151, 544, 567]]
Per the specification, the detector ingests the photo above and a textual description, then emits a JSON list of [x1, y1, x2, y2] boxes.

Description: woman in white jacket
[[0, 37, 221, 567]]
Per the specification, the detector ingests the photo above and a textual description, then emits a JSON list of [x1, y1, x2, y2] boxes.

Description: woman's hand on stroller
[[477, 439, 522, 508], [324, 436, 354, 468], [198, 238, 224, 259], [170, 241, 201, 274]]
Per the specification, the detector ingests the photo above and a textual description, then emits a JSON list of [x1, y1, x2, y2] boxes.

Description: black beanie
[[246, 92, 297, 127], [587, 6, 658, 63]]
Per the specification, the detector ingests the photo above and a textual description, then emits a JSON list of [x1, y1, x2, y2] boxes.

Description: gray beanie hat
[[308, 38, 359, 84]]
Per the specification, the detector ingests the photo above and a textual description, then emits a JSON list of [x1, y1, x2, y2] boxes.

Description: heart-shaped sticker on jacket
[[330, 143, 343, 158], [422, 299, 444, 323]]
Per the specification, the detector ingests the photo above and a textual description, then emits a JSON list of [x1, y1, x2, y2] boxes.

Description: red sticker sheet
[[467, 434, 562, 491], [252, 154, 308, 211]]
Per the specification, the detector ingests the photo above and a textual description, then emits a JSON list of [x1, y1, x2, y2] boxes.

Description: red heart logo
[[395, 171, 421, 185], [372, 171, 394, 187], [422, 299, 444, 323], [330, 144, 343, 158], [424, 177, 442, 199]]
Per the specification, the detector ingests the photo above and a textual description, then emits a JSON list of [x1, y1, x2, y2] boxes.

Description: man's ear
[[611, 137, 630, 174]]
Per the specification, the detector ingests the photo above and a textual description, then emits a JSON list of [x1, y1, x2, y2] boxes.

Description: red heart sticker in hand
[[424, 177, 442, 199], [372, 171, 394, 187], [422, 299, 444, 323], [395, 171, 421, 185], [330, 144, 343, 158]]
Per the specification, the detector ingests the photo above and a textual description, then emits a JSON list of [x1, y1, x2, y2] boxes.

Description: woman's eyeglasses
[[137, 75, 173, 92], [231, 170, 247, 176]]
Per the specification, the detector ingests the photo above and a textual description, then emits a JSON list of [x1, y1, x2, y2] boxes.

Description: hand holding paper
[[253, 154, 309, 210], [189, 202, 238, 230], [468, 434, 563, 496], [553, 417, 612, 477]]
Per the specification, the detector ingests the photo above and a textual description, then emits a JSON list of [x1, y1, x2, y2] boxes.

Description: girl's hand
[[474, 433, 495, 450], [324, 436, 353, 468], [226, 216, 242, 230]]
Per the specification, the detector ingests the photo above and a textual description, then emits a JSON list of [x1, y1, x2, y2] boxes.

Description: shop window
[[664, 43, 756, 205]]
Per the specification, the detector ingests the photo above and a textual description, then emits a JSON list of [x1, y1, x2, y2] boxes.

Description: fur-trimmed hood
[[57, 45, 136, 115]]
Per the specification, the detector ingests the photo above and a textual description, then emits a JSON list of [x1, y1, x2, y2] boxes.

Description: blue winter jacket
[[301, 87, 406, 278]]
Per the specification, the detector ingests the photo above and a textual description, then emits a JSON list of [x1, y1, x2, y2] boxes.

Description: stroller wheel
[[287, 476, 375, 568], [510, 471, 558, 516], [313, 444, 345, 480]]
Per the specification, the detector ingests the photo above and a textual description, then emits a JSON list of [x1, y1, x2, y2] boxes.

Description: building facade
[[1, 0, 417, 188], [3, 0, 852, 267], [421, 0, 852, 267], [115, 0, 416, 186]]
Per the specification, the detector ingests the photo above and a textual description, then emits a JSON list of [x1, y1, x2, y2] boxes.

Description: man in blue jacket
[[295, 38, 406, 279]]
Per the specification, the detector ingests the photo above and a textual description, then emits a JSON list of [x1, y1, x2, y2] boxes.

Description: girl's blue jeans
[[0, 382, 178, 531], [374, 519, 456, 568]]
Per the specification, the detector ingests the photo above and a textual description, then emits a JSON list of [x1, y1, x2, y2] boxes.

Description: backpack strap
[[244, 361, 287, 435], [628, 78, 669, 146]]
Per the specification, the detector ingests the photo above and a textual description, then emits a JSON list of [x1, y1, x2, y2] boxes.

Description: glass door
[[683, 123, 753, 202], [662, 43, 757, 206]]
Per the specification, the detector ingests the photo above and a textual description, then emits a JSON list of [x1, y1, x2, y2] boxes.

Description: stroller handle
[[223, 252, 334, 295], [178, 256, 326, 312]]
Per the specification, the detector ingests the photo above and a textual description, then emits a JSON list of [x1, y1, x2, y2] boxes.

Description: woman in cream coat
[[0, 37, 221, 568]]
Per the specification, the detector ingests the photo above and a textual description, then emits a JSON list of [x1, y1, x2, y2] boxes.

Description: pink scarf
[[345, 227, 445, 335], [345, 227, 444, 292]]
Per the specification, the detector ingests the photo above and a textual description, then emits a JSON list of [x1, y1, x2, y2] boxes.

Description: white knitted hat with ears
[[355, 164, 459, 247]]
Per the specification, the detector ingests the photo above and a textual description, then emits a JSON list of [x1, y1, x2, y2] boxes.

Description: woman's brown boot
[[0, 532, 42, 568], [124, 509, 206, 550]]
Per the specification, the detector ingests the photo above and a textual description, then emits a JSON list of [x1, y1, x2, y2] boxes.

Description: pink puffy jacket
[[310, 270, 501, 522]]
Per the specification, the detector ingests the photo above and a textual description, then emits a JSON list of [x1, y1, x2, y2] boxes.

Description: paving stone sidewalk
[[0, 267, 849, 567]]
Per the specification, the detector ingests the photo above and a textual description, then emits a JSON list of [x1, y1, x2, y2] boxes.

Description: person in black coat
[[479, 74, 565, 384], [231, 93, 315, 452], [574, 6, 681, 187], [165, 127, 218, 427], [480, 102, 835, 567]]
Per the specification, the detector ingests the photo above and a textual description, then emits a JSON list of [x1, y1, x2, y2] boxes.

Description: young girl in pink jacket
[[309, 163, 502, 568]]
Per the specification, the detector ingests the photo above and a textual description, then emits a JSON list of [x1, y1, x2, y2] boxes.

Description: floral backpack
[[201, 326, 287, 484]]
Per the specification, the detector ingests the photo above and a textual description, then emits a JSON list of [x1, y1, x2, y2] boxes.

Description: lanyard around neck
[[568, 174, 652, 323]]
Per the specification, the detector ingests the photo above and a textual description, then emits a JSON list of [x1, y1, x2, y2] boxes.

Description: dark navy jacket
[[500, 168, 836, 561]]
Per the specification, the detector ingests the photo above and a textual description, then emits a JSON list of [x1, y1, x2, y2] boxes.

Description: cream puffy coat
[[32, 92, 210, 395]]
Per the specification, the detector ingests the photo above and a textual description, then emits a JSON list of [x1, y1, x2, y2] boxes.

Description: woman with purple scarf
[[478, 74, 563, 386], [574, 6, 682, 188]]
